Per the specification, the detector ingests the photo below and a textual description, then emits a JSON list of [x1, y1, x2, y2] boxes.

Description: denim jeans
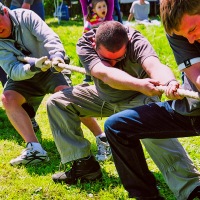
[[10, 2, 45, 21], [114, 0, 122, 24], [104, 101, 200, 198]]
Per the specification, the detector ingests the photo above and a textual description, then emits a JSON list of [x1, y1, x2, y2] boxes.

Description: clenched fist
[[51, 57, 65, 73]]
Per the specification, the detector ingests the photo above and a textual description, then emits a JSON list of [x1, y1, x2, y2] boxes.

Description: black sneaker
[[52, 155, 102, 184]]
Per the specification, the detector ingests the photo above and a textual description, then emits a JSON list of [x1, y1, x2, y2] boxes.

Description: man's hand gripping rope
[[17, 56, 200, 100]]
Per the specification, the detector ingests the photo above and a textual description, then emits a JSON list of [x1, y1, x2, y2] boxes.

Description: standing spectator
[[83, 0, 108, 33], [113, 0, 122, 23], [80, 0, 114, 24], [10, 0, 45, 20], [128, 0, 150, 23]]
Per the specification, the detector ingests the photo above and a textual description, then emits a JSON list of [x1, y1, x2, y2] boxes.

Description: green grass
[[0, 17, 200, 200]]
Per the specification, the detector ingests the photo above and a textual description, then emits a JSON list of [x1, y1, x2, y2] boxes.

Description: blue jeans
[[104, 101, 200, 198], [10, 2, 45, 21], [114, 0, 122, 23]]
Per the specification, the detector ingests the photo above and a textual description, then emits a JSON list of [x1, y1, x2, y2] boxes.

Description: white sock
[[30, 142, 43, 150], [96, 132, 106, 138]]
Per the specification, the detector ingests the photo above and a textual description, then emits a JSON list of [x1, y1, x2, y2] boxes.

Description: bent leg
[[105, 101, 200, 199], [2, 90, 38, 142], [47, 85, 112, 163], [105, 118, 160, 198], [80, 117, 103, 136], [142, 138, 200, 200]]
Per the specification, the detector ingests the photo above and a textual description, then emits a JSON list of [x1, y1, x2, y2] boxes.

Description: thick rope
[[58, 63, 86, 74], [157, 86, 200, 100]]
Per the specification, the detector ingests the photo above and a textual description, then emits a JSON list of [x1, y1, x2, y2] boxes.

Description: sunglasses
[[98, 52, 126, 62]]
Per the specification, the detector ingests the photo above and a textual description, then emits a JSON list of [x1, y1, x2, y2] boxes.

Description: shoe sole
[[80, 169, 102, 181], [10, 156, 49, 166]]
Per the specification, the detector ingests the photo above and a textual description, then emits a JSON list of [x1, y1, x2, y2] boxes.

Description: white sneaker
[[96, 137, 112, 162], [10, 142, 49, 166]]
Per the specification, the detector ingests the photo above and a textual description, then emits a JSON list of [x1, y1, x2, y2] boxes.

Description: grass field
[[0, 17, 200, 200]]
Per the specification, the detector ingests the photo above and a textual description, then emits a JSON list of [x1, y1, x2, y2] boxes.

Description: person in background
[[83, 0, 108, 33], [10, 0, 45, 20], [128, 0, 150, 23], [46, 21, 200, 199], [113, 0, 122, 23], [79, 0, 113, 24]]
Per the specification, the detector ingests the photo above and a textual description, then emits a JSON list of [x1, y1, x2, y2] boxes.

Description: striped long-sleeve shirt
[[83, 13, 106, 33]]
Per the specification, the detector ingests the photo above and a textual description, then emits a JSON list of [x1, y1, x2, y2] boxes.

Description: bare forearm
[[102, 68, 141, 90], [128, 14, 134, 21], [92, 64, 161, 97], [142, 57, 177, 85]]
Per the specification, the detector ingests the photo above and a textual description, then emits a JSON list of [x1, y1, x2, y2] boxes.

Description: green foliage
[[44, 0, 56, 16], [0, 18, 199, 200]]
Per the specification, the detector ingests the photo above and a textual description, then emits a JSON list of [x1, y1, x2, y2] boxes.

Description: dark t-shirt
[[167, 34, 200, 116], [76, 26, 158, 103]]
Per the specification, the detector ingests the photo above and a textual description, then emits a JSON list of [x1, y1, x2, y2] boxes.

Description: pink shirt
[[79, 0, 114, 20]]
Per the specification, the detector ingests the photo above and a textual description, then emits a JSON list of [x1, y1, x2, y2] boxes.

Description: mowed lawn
[[0, 17, 200, 200]]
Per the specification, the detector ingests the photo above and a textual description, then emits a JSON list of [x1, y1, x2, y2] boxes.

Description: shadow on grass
[[0, 107, 45, 145], [47, 169, 174, 199]]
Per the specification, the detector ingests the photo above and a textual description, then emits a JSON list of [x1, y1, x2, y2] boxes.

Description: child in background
[[83, 0, 108, 33], [80, 0, 113, 25]]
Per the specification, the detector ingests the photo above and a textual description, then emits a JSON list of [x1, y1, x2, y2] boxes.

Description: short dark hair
[[160, 0, 200, 35], [95, 21, 129, 52]]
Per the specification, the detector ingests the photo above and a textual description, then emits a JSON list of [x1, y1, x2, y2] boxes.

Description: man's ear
[[3, 7, 8, 15]]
